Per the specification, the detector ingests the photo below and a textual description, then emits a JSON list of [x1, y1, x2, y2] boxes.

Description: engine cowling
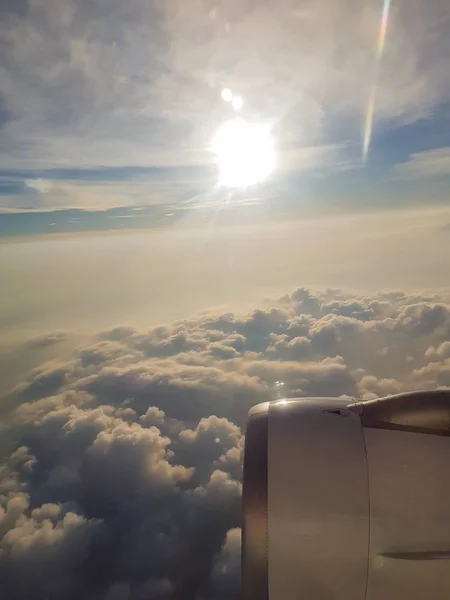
[[242, 390, 450, 600]]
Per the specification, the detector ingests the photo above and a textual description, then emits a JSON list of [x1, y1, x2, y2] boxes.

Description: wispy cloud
[[0, 165, 216, 210], [394, 147, 450, 178]]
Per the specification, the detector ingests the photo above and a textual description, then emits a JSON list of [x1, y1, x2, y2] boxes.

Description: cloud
[[274, 143, 347, 175], [0, 495, 103, 599], [1, 285, 450, 597], [210, 527, 241, 600], [22, 331, 69, 351], [394, 147, 450, 178], [22, 179, 143, 211], [425, 341, 450, 361]]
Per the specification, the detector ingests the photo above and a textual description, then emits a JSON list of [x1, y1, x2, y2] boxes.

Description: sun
[[211, 118, 276, 188]]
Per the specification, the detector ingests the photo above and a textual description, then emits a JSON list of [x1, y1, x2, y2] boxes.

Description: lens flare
[[363, 0, 391, 161], [221, 88, 233, 103]]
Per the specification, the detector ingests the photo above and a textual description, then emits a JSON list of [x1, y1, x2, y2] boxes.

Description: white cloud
[[394, 147, 450, 178], [276, 143, 346, 174], [211, 527, 241, 599], [425, 341, 450, 361]]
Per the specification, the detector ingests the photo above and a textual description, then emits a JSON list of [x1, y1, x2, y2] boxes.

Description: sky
[[1, 0, 450, 599], [1, 0, 450, 223]]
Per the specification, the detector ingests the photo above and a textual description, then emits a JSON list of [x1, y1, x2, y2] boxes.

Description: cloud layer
[[1, 286, 450, 598]]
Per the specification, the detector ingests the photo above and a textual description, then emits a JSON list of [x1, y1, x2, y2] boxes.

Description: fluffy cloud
[[1, 286, 450, 598], [210, 528, 241, 600], [0, 495, 103, 599]]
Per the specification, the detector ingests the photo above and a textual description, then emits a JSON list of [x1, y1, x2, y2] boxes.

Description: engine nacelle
[[242, 390, 450, 600]]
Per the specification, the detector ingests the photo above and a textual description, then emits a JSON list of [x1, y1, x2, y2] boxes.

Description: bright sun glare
[[211, 118, 276, 188]]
